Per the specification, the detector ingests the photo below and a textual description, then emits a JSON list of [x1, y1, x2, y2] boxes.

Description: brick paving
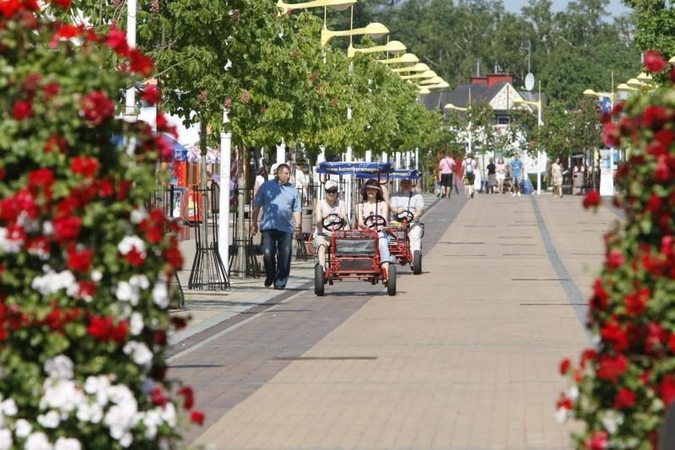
[[166, 192, 619, 449]]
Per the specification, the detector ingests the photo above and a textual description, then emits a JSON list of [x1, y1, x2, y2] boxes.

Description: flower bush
[[558, 50, 675, 449], [0, 1, 202, 448]]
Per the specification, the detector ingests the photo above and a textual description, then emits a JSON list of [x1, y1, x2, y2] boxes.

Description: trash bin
[[573, 172, 584, 195]]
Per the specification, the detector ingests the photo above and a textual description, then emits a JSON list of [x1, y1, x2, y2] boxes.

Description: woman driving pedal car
[[356, 178, 391, 284]]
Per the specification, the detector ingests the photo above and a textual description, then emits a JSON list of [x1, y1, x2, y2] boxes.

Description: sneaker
[[512, 193, 516, 196], [264, 276, 274, 287], [517, 192, 521, 196]]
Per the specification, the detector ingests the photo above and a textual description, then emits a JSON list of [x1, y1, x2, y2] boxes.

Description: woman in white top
[[356, 179, 391, 282], [253, 166, 268, 198], [496, 157, 507, 196], [313, 180, 347, 269]]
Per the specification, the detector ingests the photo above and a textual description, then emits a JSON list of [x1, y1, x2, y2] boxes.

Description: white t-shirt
[[390, 191, 424, 220], [314, 198, 345, 236]]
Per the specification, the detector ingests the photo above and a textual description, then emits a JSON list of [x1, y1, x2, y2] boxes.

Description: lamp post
[[378, 53, 419, 65], [391, 63, 430, 74], [277, 0, 355, 13], [124, 0, 137, 122], [321, 22, 389, 47], [347, 40, 406, 58], [513, 81, 544, 195], [400, 70, 437, 81]]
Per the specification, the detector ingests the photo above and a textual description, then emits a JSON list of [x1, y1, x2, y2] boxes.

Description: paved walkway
[[167, 192, 621, 449]]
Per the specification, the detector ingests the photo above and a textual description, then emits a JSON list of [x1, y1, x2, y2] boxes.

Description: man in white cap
[[389, 178, 424, 254], [312, 179, 347, 270]]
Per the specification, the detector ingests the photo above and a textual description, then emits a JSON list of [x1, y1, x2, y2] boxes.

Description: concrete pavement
[[167, 192, 621, 449]]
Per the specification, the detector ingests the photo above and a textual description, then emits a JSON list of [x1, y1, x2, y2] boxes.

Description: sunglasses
[[325, 189, 338, 194]]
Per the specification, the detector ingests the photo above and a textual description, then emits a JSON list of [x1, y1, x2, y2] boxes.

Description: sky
[[503, 0, 629, 16]]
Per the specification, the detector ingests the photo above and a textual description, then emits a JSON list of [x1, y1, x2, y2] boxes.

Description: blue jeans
[[261, 230, 293, 288]]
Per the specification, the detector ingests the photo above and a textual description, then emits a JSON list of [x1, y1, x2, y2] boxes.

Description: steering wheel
[[364, 214, 387, 229], [322, 213, 345, 232], [396, 210, 414, 223]]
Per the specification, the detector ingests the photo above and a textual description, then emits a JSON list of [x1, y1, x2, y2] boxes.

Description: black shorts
[[440, 173, 454, 187]]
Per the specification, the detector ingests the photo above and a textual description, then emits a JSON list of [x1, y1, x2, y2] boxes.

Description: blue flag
[[600, 96, 612, 113]]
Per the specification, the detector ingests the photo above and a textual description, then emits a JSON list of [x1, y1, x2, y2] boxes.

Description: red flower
[[596, 354, 628, 382], [53, 216, 82, 243], [141, 84, 160, 105], [124, 247, 145, 266], [151, 386, 168, 407], [590, 278, 610, 311], [655, 155, 670, 182], [71, 155, 99, 178], [559, 358, 571, 375], [190, 410, 205, 426], [44, 134, 67, 153], [163, 245, 184, 270], [28, 168, 55, 188], [602, 122, 620, 148], [81, 91, 115, 125], [606, 249, 623, 269], [588, 431, 608, 450], [582, 190, 602, 209], [106, 26, 129, 56], [613, 388, 636, 409], [641, 105, 669, 129], [601, 321, 629, 351], [67, 246, 94, 273], [12, 100, 33, 120], [177, 386, 195, 409], [128, 49, 154, 76], [644, 50, 668, 73], [625, 287, 650, 316], [660, 375, 675, 405], [556, 392, 573, 410]]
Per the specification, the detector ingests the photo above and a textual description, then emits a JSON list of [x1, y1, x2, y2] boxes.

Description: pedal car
[[383, 169, 424, 274], [313, 162, 396, 297]]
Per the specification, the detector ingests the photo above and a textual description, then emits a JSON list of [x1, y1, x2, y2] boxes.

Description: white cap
[[324, 180, 338, 191]]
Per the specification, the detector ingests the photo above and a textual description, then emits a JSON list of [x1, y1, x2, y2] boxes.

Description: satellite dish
[[524, 73, 535, 91]]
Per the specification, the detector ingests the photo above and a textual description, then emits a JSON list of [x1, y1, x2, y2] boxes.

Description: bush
[[0, 2, 202, 448], [558, 51, 675, 449]]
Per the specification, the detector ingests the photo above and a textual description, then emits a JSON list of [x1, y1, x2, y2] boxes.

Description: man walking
[[251, 163, 302, 289], [509, 154, 524, 196]]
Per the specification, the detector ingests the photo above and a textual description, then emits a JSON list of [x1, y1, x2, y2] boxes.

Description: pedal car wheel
[[314, 264, 325, 296], [412, 250, 422, 275], [387, 264, 397, 296]]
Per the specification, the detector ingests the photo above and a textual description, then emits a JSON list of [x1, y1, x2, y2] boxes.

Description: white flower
[[141, 410, 161, 439], [91, 270, 103, 282], [42, 221, 54, 236], [15, 418, 32, 438], [130, 312, 144, 335], [161, 402, 177, 427], [601, 410, 624, 434], [31, 269, 77, 296], [554, 407, 568, 424], [54, 437, 82, 450], [130, 275, 149, 289], [44, 355, 74, 380], [567, 385, 579, 400], [0, 399, 16, 416], [115, 275, 149, 305], [130, 208, 148, 224], [123, 341, 153, 367], [76, 401, 103, 424], [38, 410, 60, 428], [25, 431, 52, 450], [152, 277, 169, 309], [0, 227, 23, 254], [119, 432, 133, 448], [0, 429, 12, 450], [117, 236, 146, 257]]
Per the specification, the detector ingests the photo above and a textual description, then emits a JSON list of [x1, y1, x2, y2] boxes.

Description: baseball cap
[[325, 180, 338, 191]]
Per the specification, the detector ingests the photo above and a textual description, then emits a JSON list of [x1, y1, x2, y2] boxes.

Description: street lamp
[[277, 0, 355, 13], [444, 102, 472, 155], [347, 40, 406, 58], [513, 81, 544, 195], [423, 81, 450, 90], [321, 22, 389, 47], [419, 76, 445, 85], [391, 63, 430, 73], [400, 70, 437, 81], [378, 53, 419, 65]]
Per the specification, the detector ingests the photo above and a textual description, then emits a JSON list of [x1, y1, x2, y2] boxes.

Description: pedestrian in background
[[462, 153, 477, 199], [496, 157, 507, 195], [438, 152, 456, 199], [250, 163, 302, 290], [509, 154, 524, 196], [487, 157, 497, 194], [551, 157, 563, 198]]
